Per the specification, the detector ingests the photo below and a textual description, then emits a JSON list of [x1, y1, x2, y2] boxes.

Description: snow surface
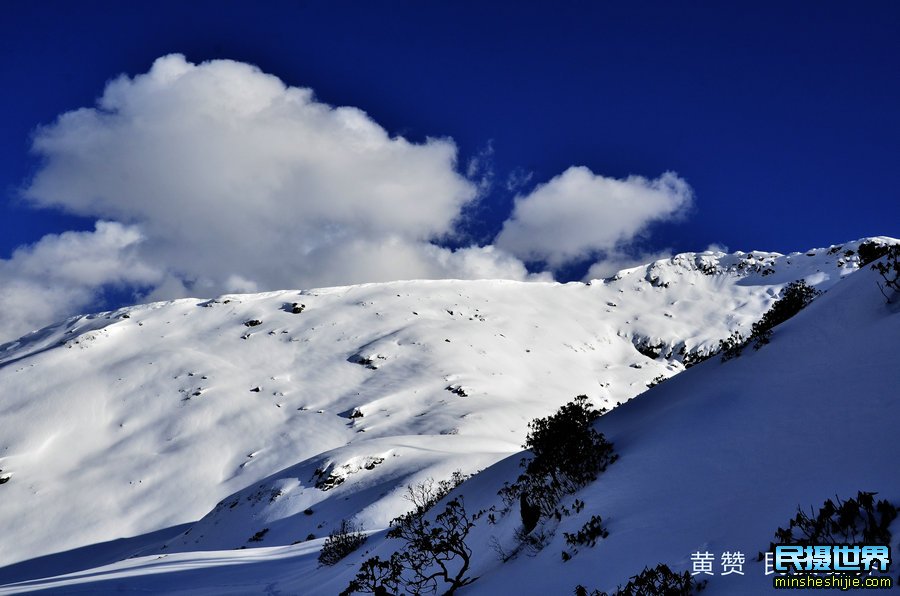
[[0, 238, 897, 594]]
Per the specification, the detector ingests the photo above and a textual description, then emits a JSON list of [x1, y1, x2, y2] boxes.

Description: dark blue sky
[[3, 1, 899, 268]]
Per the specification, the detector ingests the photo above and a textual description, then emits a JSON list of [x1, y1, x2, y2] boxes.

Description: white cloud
[[0, 55, 543, 342], [465, 141, 494, 196], [504, 168, 533, 192], [23, 55, 487, 292], [1, 55, 690, 343], [704, 243, 729, 254], [0, 222, 162, 342], [301, 237, 546, 288], [494, 167, 693, 267]]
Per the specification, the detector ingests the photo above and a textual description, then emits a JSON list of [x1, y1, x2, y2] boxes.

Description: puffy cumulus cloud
[[3, 54, 691, 343], [21, 55, 493, 291], [494, 167, 693, 267], [27, 54, 476, 245], [0, 222, 162, 343], [0, 54, 542, 342]]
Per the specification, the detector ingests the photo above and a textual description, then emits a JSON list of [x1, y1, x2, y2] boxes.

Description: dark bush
[[343, 475, 475, 595], [871, 245, 900, 301], [399, 472, 468, 514], [389, 496, 475, 594], [342, 556, 403, 596], [750, 280, 821, 348], [319, 519, 367, 566], [344, 498, 475, 595], [646, 374, 666, 388], [501, 395, 616, 534], [248, 528, 269, 543], [682, 348, 714, 368], [563, 514, 608, 559], [858, 241, 891, 266], [718, 330, 747, 361], [575, 563, 706, 596], [716, 280, 820, 362], [772, 491, 898, 547]]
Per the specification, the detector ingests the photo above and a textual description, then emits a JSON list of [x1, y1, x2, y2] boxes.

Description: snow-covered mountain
[[0, 237, 896, 594]]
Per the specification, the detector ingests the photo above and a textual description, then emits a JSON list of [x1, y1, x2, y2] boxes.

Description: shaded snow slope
[[458, 252, 900, 595], [0, 238, 894, 591]]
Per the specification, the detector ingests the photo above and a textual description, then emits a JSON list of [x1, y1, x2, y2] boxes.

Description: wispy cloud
[[0, 222, 161, 342]]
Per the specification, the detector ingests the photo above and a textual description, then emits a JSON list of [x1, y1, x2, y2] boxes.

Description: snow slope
[[461, 251, 900, 595], [0, 238, 895, 593]]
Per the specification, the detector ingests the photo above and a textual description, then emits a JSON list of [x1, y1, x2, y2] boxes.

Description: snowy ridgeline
[[0, 237, 898, 594]]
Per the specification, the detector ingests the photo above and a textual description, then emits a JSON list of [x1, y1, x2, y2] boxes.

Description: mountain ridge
[[0, 236, 897, 593]]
